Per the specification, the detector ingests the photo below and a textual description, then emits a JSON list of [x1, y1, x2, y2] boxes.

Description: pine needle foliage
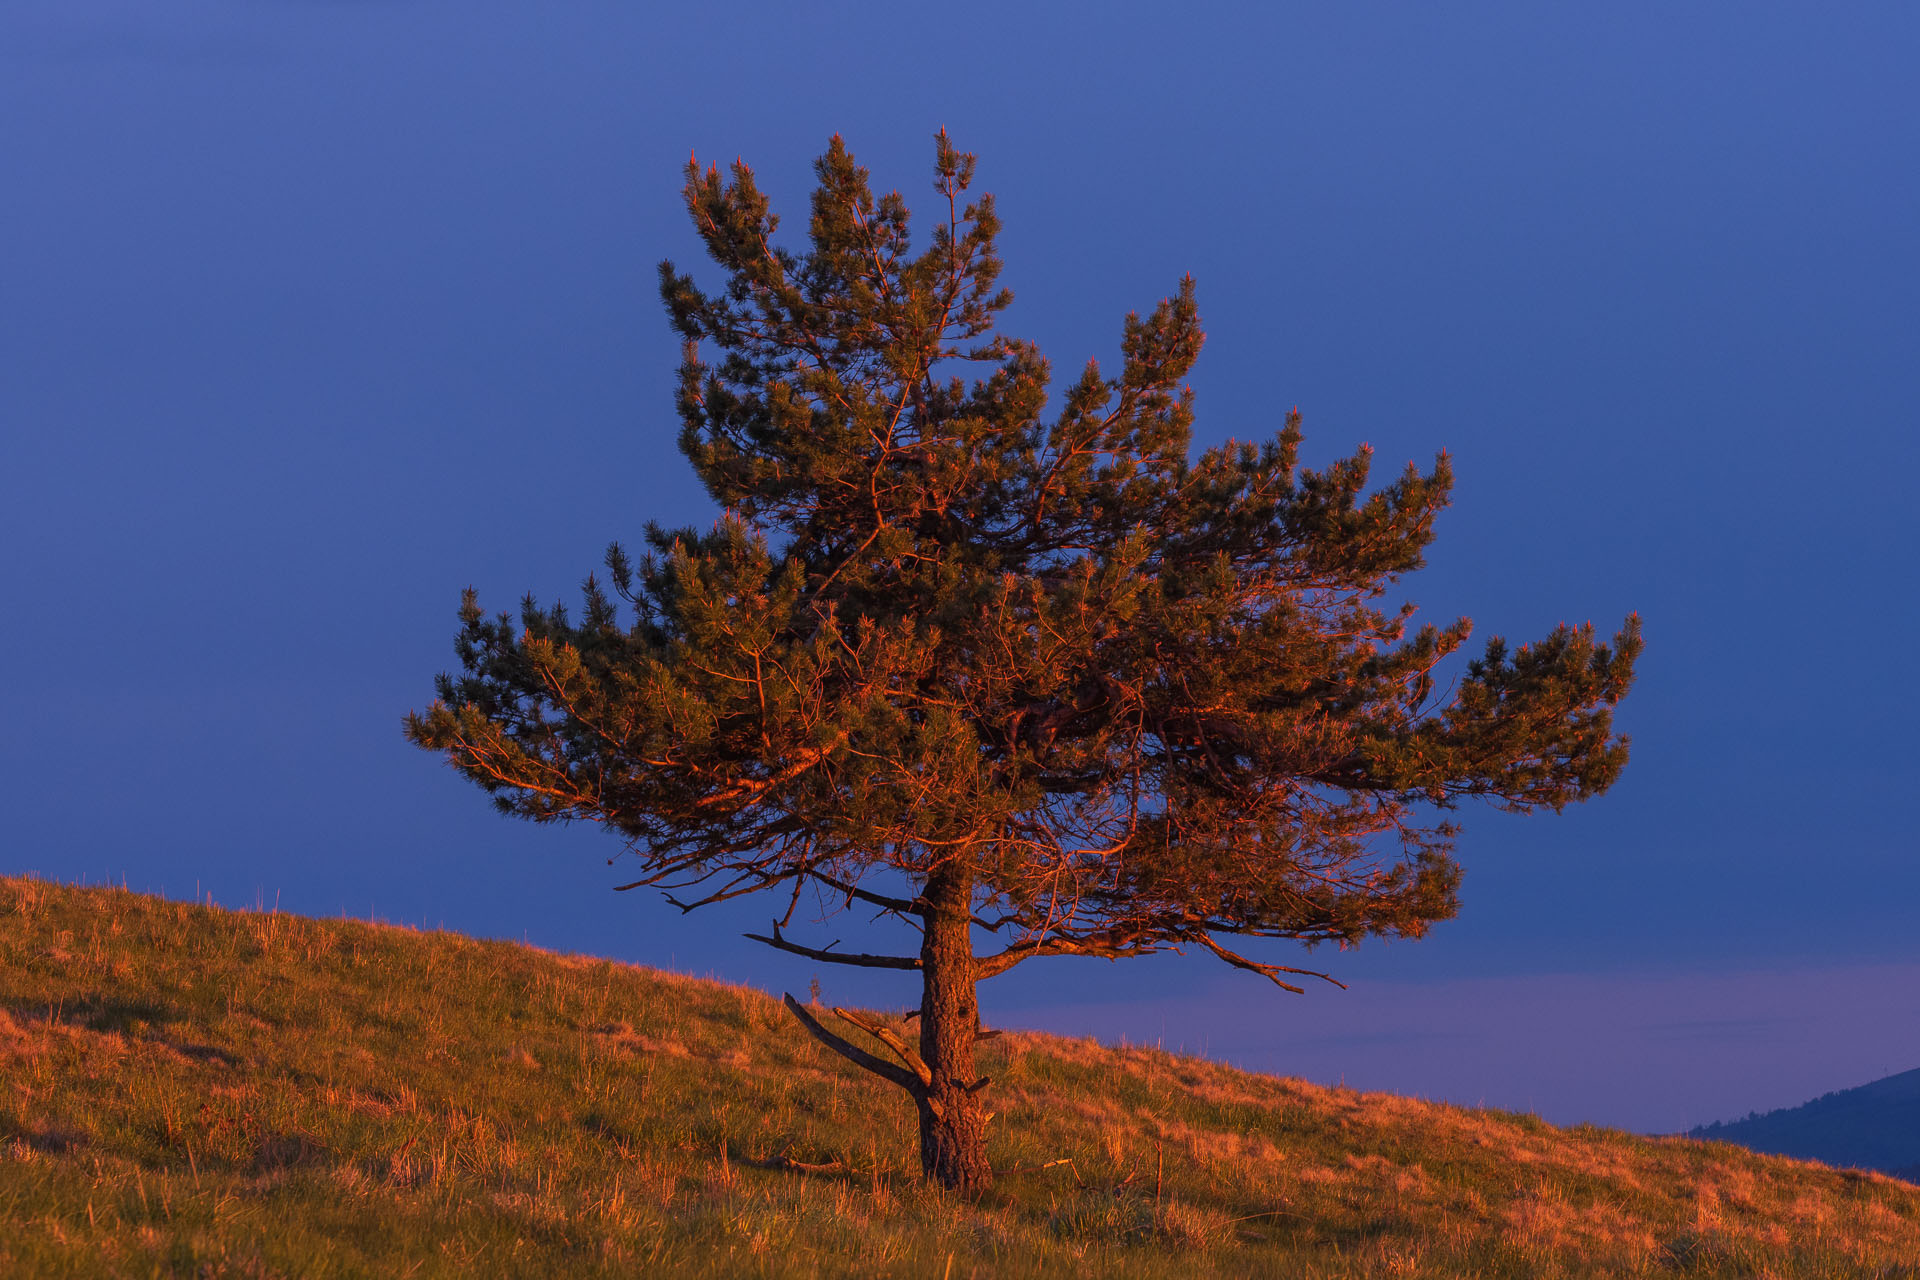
[[406, 133, 1641, 1189]]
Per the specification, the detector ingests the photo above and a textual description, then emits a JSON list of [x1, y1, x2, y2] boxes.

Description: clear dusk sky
[[4, 2, 1917, 1136]]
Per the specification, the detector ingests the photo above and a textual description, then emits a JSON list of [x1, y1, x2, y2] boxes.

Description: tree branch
[[1192, 933, 1346, 994], [827, 1007, 932, 1087], [974, 933, 1165, 980], [806, 869, 922, 915], [745, 921, 921, 970], [781, 994, 922, 1094]]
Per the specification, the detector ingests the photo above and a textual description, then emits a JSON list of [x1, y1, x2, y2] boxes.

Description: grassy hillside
[[2, 875, 1917, 1279], [1690, 1067, 1920, 1175]]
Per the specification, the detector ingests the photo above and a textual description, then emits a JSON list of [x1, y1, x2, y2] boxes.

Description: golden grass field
[[2, 874, 1915, 1277]]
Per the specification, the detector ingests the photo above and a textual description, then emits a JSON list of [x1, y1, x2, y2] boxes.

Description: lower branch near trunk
[[776, 866, 995, 1191]]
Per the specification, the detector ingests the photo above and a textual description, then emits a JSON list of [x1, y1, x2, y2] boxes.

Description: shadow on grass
[[3, 994, 175, 1034], [3, 1118, 90, 1154], [6, 995, 240, 1067]]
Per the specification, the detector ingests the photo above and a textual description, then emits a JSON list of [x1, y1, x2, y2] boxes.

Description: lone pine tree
[[406, 133, 1640, 1192]]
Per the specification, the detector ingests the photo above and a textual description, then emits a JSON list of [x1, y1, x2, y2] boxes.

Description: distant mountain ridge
[[1689, 1067, 1920, 1179]]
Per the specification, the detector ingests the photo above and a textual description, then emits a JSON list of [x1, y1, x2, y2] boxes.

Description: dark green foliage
[[408, 131, 1638, 996]]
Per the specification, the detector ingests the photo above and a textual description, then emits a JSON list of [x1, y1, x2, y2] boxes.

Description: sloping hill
[[2, 875, 1917, 1279], [1689, 1068, 1920, 1176]]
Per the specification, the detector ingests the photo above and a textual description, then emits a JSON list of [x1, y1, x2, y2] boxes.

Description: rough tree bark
[[775, 862, 995, 1192], [915, 862, 990, 1191]]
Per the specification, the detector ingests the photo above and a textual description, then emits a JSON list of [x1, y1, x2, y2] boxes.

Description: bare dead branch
[[828, 1007, 932, 1087], [806, 869, 922, 915], [781, 994, 921, 1093], [744, 922, 921, 970], [757, 1154, 848, 1175]]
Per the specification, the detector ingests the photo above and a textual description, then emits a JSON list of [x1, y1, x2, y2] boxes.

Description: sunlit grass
[[2, 874, 1916, 1278]]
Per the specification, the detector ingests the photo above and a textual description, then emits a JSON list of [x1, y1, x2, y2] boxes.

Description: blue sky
[[4, 1, 1916, 1132]]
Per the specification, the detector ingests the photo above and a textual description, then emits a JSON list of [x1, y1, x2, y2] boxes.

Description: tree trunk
[[916, 863, 991, 1192]]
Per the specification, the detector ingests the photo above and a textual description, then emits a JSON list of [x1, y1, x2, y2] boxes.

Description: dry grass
[[1, 873, 1916, 1278]]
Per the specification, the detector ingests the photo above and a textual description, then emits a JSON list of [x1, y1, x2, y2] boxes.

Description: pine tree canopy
[[406, 131, 1640, 996]]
